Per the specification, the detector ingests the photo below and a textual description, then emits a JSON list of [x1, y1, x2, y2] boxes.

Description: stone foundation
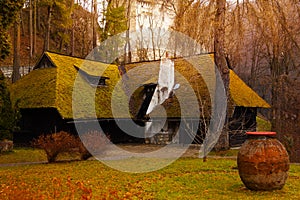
[[145, 132, 173, 145]]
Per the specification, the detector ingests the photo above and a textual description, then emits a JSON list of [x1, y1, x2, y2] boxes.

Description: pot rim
[[246, 131, 276, 136]]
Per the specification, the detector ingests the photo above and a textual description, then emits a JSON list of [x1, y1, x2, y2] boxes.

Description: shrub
[[0, 70, 19, 141], [32, 131, 78, 163], [78, 130, 110, 160]]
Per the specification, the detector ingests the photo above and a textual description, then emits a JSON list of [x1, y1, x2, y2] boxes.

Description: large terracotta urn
[[237, 132, 289, 191]]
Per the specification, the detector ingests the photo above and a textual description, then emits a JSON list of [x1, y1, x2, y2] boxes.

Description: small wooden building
[[11, 52, 270, 146]]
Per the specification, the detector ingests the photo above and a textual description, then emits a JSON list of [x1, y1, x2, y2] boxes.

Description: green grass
[[0, 147, 238, 164], [256, 116, 272, 131], [208, 149, 239, 157], [0, 153, 299, 199], [0, 147, 46, 163], [0, 147, 82, 164]]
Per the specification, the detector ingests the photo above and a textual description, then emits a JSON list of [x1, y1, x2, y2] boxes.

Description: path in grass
[[0, 144, 238, 166]]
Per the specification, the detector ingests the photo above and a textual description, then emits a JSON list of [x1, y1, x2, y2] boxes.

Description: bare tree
[[33, 0, 37, 55], [168, 0, 194, 57], [92, 0, 98, 49], [124, 0, 132, 63], [44, 2, 52, 51], [29, 0, 33, 58], [12, 11, 21, 83], [70, 10, 75, 56], [213, 0, 230, 150], [225, 0, 300, 160]]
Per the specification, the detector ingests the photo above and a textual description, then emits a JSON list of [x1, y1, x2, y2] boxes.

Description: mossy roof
[[10, 67, 57, 109], [229, 70, 270, 108], [11, 52, 270, 120], [11, 52, 123, 119], [126, 55, 270, 118], [125, 56, 215, 118]]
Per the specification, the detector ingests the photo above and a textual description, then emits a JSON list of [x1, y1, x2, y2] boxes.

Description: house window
[[88, 76, 109, 87], [98, 78, 108, 86], [74, 65, 109, 87]]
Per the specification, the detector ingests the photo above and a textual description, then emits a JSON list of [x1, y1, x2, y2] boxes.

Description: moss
[[10, 67, 57, 109], [11, 52, 270, 120], [256, 116, 272, 131], [47, 52, 124, 119], [229, 70, 270, 108], [126, 55, 214, 118]]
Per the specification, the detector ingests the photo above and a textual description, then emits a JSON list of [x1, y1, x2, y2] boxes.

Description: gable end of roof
[[229, 70, 271, 108], [34, 52, 57, 70]]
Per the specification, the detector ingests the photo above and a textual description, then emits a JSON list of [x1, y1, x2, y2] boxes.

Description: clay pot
[[237, 132, 289, 191]]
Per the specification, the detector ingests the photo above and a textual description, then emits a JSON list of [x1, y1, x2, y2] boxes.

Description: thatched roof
[[229, 70, 270, 108], [11, 52, 122, 119], [10, 52, 270, 120]]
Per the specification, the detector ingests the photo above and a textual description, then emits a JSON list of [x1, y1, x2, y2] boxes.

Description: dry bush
[[77, 130, 110, 160], [32, 131, 78, 163]]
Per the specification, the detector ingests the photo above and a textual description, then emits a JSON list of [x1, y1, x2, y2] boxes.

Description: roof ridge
[[44, 51, 215, 65], [45, 51, 114, 64]]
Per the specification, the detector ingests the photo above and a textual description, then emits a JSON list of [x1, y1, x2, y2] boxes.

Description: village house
[[11, 51, 270, 146]]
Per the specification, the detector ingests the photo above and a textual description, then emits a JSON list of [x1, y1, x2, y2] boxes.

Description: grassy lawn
[[0, 151, 300, 199], [256, 116, 272, 131], [0, 147, 239, 164], [0, 147, 85, 164], [0, 147, 47, 163]]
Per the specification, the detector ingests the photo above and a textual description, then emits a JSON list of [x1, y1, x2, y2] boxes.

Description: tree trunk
[[29, 0, 33, 58], [44, 5, 52, 51], [20, 9, 25, 36], [213, 0, 230, 151], [124, 0, 132, 63], [92, 0, 97, 49], [71, 14, 75, 56], [274, 75, 300, 163], [12, 12, 21, 83], [68, 0, 75, 56], [33, 0, 37, 55], [37, 0, 40, 32]]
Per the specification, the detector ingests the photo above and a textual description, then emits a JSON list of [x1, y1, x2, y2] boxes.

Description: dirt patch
[[114, 143, 201, 158]]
